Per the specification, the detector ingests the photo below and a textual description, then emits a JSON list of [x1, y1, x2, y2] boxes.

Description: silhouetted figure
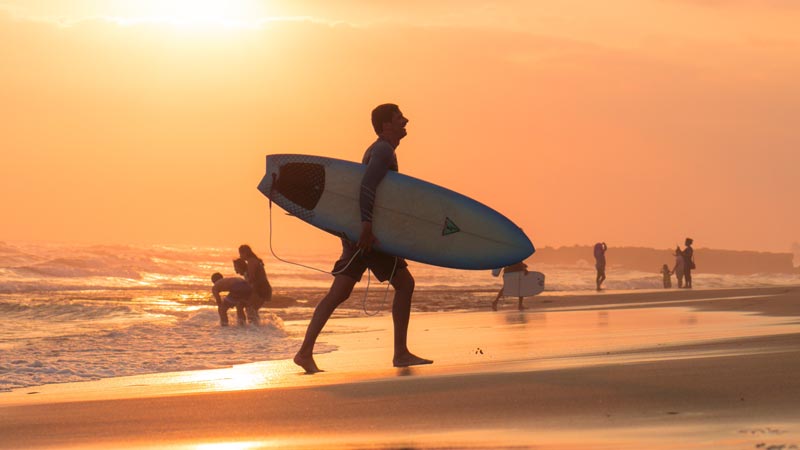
[[293, 104, 432, 374], [671, 246, 685, 288], [661, 264, 672, 288], [238, 244, 271, 325], [210, 272, 252, 326], [491, 261, 528, 311], [683, 238, 695, 288], [594, 242, 607, 291]]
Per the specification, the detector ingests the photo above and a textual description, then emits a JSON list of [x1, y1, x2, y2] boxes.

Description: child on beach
[[661, 264, 672, 288]]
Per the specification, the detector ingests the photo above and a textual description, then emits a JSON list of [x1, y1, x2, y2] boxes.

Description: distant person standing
[[660, 264, 672, 288], [671, 246, 685, 288], [683, 238, 695, 288], [594, 242, 607, 291]]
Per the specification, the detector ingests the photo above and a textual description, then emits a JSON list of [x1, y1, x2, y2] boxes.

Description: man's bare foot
[[518, 304, 525, 311], [491, 301, 499, 311], [293, 353, 322, 374], [393, 352, 433, 368]]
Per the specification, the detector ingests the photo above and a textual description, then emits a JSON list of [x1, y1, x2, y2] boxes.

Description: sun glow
[[106, 0, 274, 28]]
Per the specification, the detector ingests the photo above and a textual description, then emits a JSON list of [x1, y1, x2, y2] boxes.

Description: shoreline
[[2, 285, 800, 449]]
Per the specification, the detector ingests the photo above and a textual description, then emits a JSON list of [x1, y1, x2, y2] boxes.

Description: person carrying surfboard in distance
[[293, 103, 433, 374], [491, 262, 529, 311]]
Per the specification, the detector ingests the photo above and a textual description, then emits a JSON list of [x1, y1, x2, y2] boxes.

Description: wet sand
[[2, 286, 800, 449]]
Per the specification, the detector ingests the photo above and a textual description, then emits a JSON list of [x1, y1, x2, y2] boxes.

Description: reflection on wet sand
[[3, 288, 800, 450]]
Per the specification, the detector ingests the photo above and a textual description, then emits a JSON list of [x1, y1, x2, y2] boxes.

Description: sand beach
[[2, 286, 799, 449], [3, 2, 800, 448]]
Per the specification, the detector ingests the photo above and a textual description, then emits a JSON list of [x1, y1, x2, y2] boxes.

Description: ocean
[[1, 241, 798, 392]]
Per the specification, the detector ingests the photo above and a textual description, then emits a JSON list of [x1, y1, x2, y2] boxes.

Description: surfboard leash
[[267, 192, 362, 275], [361, 256, 398, 317], [266, 192, 395, 316]]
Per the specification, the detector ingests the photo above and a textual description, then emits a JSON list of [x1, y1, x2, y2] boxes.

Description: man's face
[[386, 110, 409, 140]]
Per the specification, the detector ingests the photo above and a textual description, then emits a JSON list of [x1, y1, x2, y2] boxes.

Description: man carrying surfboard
[[293, 103, 433, 373]]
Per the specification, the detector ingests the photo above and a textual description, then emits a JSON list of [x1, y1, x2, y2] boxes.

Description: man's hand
[[357, 221, 379, 253]]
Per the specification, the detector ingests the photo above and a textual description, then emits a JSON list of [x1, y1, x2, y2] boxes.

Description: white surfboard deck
[[502, 271, 545, 297], [258, 154, 534, 270]]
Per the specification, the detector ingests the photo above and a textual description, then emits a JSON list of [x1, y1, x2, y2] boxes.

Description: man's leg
[[492, 288, 503, 311], [245, 293, 262, 325], [390, 268, 433, 367], [235, 304, 246, 326], [518, 296, 524, 311], [217, 302, 230, 326], [294, 275, 356, 373]]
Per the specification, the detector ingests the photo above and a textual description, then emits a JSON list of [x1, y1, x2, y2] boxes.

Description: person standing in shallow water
[[683, 238, 695, 288], [594, 242, 607, 291], [293, 103, 433, 374], [237, 244, 271, 325]]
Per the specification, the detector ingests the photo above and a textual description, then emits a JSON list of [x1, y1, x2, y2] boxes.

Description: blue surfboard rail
[[259, 154, 534, 270]]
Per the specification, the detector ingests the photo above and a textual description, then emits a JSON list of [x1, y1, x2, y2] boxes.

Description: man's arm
[[358, 144, 393, 251], [211, 283, 223, 305]]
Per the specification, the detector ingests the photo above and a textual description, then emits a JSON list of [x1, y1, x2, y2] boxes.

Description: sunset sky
[[1, 1, 798, 256]]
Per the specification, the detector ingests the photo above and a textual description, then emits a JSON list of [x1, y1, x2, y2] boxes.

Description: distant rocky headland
[[529, 246, 798, 275]]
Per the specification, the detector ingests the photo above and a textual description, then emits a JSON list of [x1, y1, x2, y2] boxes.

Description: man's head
[[685, 238, 694, 246], [211, 272, 223, 284], [371, 103, 408, 141]]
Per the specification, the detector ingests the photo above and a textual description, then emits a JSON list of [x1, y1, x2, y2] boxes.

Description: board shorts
[[224, 293, 250, 307], [333, 241, 407, 282], [225, 280, 253, 306]]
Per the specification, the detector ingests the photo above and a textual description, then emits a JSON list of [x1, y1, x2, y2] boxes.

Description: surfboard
[[257, 154, 534, 270], [502, 271, 545, 297]]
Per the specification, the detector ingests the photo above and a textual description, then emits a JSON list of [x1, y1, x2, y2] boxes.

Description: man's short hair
[[371, 103, 399, 135], [685, 238, 694, 245], [211, 272, 223, 283]]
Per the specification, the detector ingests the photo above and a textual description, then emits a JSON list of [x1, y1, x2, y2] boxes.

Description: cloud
[[661, 0, 800, 9]]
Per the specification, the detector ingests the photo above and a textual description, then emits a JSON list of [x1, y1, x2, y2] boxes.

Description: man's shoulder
[[366, 139, 394, 154], [363, 139, 395, 164]]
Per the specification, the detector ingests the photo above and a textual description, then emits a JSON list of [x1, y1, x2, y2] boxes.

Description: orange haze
[[1, 1, 799, 256]]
